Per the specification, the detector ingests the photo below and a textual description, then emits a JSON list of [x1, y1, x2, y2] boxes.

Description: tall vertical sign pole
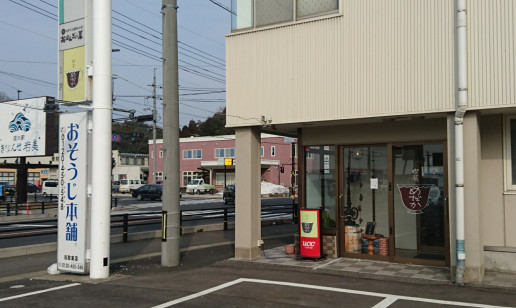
[[161, 0, 180, 267], [152, 68, 158, 184], [90, 0, 112, 278]]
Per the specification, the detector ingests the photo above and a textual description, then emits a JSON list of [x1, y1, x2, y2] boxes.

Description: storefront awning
[[200, 159, 280, 170]]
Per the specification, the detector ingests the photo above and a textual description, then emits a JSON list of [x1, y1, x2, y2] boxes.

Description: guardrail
[[0, 203, 296, 243], [0, 197, 121, 216], [0, 200, 58, 216]]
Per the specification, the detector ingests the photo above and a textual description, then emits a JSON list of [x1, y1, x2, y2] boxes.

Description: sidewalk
[[245, 246, 516, 291], [2, 226, 516, 292]]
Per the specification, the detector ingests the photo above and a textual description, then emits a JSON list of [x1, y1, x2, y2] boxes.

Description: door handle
[[339, 194, 344, 218]]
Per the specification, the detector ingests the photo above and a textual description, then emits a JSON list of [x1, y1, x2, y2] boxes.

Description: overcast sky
[[0, 0, 231, 128]]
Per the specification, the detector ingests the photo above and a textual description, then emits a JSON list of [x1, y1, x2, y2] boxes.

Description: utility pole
[[90, 0, 112, 279], [151, 68, 157, 184], [161, 0, 180, 267]]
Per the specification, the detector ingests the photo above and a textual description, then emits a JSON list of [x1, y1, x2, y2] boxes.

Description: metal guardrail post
[[114, 197, 118, 207], [42, 202, 45, 214], [123, 214, 128, 243], [6, 203, 10, 216], [224, 207, 228, 230]]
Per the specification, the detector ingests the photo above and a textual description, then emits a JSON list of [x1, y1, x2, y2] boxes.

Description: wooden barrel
[[378, 237, 389, 256], [344, 226, 361, 253]]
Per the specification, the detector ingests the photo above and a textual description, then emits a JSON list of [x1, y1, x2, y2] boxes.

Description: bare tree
[[0, 92, 11, 103]]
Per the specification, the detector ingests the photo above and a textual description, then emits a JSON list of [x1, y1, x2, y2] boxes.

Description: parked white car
[[186, 179, 215, 194], [119, 179, 146, 193], [42, 180, 58, 197]]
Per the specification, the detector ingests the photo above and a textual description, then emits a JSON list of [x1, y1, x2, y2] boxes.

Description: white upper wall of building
[[226, 0, 516, 127]]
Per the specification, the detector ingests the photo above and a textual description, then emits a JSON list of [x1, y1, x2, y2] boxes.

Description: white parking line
[[151, 278, 512, 308], [0, 283, 81, 303]]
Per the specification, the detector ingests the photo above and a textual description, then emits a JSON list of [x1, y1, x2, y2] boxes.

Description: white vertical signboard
[[57, 112, 89, 273]]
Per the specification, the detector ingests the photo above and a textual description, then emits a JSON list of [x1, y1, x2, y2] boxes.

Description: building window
[[232, 0, 253, 30], [216, 173, 235, 186], [305, 145, 336, 229], [255, 0, 293, 27], [0, 172, 15, 185], [28, 172, 40, 185], [183, 149, 202, 159], [271, 146, 276, 157], [261, 146, 264, 157], [232, 0, 338, 31], [183, 171, 200, 186], [159, 151, 164, 158], [215, 148, 235, 158], [297, 0, 338, 19], [290, 144, 299, 158], [506, 117, 516, 190], [155, 172, 163, 182]]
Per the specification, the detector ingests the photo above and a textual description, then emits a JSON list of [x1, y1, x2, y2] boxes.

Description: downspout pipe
[[455, 0, 467, 285]]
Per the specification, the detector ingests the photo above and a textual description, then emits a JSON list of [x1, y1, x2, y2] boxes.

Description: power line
[[112, 41, 162, 62], [39, 0, 57, 9], [0, 20, 55, 40], [179, 66, 225, 84], [179, 41, 225, 64], [9, 0, 56, 20], [0, 59, 55, 64], [113, 31, 162, 55], [0, 70, 56, 87], [113, 19, 161, 45], [113, 10, 161, 35], [208, 0, 237, 16]]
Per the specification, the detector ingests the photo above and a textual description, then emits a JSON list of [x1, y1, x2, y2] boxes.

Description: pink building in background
[[148, 134, 298, 189]]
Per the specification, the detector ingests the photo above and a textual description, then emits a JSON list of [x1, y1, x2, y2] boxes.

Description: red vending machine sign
[[299, 209, 322, 258]]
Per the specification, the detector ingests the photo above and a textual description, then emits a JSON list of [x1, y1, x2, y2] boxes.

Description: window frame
[[182, 149, 202, 160], [215, 147, 235, 158], [505, 116, 516, 191], [231, 0, 340, 32]]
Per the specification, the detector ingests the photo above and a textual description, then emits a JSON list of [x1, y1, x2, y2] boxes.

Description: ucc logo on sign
[[302, 241, 316, 248]]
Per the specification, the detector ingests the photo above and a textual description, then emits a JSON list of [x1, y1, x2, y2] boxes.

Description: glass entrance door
[[341, 146, 389, 258], [392, 143, 447, 264], [338, 143, 448, 265]]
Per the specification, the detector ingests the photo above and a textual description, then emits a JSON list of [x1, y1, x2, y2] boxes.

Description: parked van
[[119, 179, 146, 193], [42, 180, 58, 197]]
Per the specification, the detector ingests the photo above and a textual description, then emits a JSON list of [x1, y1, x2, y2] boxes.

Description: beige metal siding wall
[[226, 0, 456, 127], [468, 0, 516, 109]]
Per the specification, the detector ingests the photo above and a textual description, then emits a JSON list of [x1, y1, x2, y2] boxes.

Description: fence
[[0, 203, 296, 243], [0, 197, 121, 216]]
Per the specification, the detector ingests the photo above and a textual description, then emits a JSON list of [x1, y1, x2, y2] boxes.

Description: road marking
[[151, 279, 243, 308], [0, 283, 81, 303], [372, 296, 398, 308], [152, 278, 512, 308]]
